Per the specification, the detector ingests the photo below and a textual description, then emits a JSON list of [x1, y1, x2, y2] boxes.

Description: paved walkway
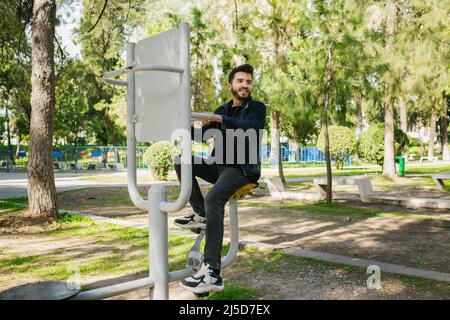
[[0, 172, 128, 199], [2, 162, 449, 199]]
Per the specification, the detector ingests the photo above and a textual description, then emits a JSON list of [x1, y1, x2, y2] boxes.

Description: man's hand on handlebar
[[201, 114, 223, 125]]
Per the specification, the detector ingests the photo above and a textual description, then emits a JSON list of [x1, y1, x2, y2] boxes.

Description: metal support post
[[148, 185, 169, 300]]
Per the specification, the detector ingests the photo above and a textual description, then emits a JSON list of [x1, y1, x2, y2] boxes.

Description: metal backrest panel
[[134, 26, 187, 141]]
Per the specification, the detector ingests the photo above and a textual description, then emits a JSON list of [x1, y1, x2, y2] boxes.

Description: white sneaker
[[181, 263, 224, 294], [174, 212, 206, 230]]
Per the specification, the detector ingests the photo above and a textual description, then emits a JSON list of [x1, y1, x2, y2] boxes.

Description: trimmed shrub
[[143, 141, 178, 181], [317, 125, 356, 169], [358, 124, 409, 167]]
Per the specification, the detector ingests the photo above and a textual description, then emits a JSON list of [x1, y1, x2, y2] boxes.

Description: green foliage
[[282, 97, 320, 144], [54, 59, 92, 143], [0, 1, 32, 145], [358, 125, 384, 167], [189, 7, 218, 112], [358, 124, 410, 167], [143, 141, 178, 181], [395, 128, 410, 156], [1, 0, 448, 163], [317, 126, 356, 169]]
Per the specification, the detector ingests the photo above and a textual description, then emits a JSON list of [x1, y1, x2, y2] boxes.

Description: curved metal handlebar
[[101, 64, 184, 80], [191, 112, 216, 121]]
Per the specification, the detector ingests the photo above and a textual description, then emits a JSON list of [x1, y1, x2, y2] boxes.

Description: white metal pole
[[149, 185, 169, 300], [70, 276, 155, 300], [126, 41, 148, 211]]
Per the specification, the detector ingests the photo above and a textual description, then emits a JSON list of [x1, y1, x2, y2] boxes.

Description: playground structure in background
[[0, 144, 352, 171]]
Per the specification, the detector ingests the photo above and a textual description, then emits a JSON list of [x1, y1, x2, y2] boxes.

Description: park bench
[[420, 155, 440, 162], [53, 162, 67, 170], [87, 163, 97, 170], [264, 175, 450, 210], [0, 161, 15, 170], [313, 177, 374, 202], [107, 163, 124, 170], [69, 163, 84, 170], [430, 173, 450, 191], [263, 176, 374, 202], [262, 177, 322, 201]]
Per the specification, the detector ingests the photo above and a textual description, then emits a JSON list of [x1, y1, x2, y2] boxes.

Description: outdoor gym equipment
[[0, 21, 256, 301], [70, 22, 256, 300], [0, 22, 259, 301]]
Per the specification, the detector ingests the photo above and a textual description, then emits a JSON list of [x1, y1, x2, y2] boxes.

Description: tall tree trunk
[[355, 93, 363, 139], [353, 93, 363, 161], [15, 137, 21, 159], [193, 37, 200, 111], [383, 0, 397, 180], [384, 94, 396, 179], [233, 0, 239, 31], [270, 110, 285, 183], [399, 95, 408, 133], [428, 110, 436, 159], [270, 113, 279, 166], [289, 140, 299, 162], [419, 124, 425, 157], [440, 116, 449, 161], [27, 0, 58, 219], [323, 43, 333, 203], [5, 103, 14, 171], [440, 96, 449, 161], [74, 135, 78, 172], [268, 1, 285, 183]]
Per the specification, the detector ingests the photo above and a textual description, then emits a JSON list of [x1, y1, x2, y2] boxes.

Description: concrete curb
[[283, 247, 450, 283]]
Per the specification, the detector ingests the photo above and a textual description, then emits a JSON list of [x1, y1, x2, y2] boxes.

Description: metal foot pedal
[[187, 250, 203, 271], [186, 230, 205, 271]]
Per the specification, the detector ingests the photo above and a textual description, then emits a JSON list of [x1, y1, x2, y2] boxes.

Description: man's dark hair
[[228, 64, 254, 83]]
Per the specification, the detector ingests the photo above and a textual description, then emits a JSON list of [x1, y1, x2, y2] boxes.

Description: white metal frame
[[70, 22, 240, 300]]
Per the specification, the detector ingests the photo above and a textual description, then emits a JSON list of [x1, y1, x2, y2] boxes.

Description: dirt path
[[53, 187, 450, 274], [1, 229, 448, 300]]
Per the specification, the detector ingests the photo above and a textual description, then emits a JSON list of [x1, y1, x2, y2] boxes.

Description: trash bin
[[395, 156, 405, 176]]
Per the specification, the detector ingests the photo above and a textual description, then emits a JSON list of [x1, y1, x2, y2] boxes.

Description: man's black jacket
[[191, 97, 267, 182]]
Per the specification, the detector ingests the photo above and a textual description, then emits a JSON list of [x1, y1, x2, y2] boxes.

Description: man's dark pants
[[174, 155, 250, 271]]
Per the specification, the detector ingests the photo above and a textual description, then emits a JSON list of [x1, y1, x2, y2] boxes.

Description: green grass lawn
[[1, 200, 450, 299], [0, 201, 26, 215], [0, 201, 256, 299]]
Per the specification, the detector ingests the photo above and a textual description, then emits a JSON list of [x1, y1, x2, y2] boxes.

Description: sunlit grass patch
[[239, 199, 447, 221], [207, 283, 260, 300], [0, 201, 26, 215]]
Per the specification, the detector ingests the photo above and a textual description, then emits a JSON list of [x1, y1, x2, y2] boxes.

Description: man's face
[[228, 71, 253, 101]]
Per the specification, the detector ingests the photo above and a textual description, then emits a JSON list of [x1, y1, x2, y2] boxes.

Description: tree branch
[[54, 35, 66, 61], [87, 0, 109, 34]]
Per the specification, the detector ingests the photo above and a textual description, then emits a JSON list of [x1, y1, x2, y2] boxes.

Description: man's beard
[[231, 87, 250, 101]]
